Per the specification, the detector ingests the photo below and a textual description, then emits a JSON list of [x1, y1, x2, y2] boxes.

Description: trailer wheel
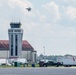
[[64, 65, 68, 67], [68, 65, 71, 67], [64, 65, 71, 67]]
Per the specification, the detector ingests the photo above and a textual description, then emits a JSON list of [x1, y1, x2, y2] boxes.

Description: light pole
[[43, 46, 45, 59]]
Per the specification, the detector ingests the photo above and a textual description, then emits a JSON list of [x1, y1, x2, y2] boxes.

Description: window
[[15, 30, 21, 32], [11, 35, 13, 45], [15, 46, 18, 56], [8, 30, 13, 32], [11, 47, 13, 56], [11, 35, 13, 56], [15, 35, 18, 56]]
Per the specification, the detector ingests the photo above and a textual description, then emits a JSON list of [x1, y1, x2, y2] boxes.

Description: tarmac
[[0, 67, 76, 75]]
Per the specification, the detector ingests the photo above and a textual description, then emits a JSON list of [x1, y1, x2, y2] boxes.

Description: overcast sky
[[0, 0, 76, 56]]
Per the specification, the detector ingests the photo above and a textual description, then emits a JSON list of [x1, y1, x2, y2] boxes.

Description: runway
[[0, 67, 76, 75]]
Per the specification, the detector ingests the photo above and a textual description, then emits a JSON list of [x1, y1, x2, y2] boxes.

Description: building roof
[[0, 40, 34, 51]]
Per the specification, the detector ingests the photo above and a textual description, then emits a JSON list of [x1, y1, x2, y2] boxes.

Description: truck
[[56, 56, 76, 67], [39, 59, 48, 67]]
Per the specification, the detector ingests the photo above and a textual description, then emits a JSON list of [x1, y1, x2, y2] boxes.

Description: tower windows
[[11, 35, 13, 56], [15, 46, 18, 56], [15, 35, 18, 56]]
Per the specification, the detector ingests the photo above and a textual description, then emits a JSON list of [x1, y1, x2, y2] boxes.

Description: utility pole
[[43, 46, 45, 60], [43, 46, 45, 56]]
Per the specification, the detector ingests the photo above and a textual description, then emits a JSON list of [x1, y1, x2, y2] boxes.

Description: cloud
[[65, 0, 76, 3], [40, 15, 46, 21], [57, 0, 76, 3], [0, 0, 34, 39], [8, 0, 33, 8], [43, 23, 76, 38], [0, 0, 34, 19], [42, 1, 61, 22], [8, 0, 33, 14], [65, 6, 76, 20]]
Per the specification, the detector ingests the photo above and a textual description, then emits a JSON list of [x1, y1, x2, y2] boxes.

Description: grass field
[[0, 63, 39, 68]]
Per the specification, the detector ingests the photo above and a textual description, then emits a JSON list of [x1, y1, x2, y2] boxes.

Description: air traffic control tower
[[8, 22, 23, 58]]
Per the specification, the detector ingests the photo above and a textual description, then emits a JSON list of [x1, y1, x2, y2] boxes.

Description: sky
[[0, 0, 76, 56]]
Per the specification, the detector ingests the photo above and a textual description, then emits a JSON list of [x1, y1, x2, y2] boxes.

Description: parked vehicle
[[8, 58, 28, 65], [39, 59, 59, 67], [62, 57, 76, 67], [17, 58, 28, 64], [39, 60, 48, 67], [47, 60, 55, 66], [56, 56, 76, 67], [0, 59, 11, 66]]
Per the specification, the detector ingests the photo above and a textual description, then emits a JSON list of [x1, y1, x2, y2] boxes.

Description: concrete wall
[[22, 51, 32, 63], [0, 50, 9, 58], [32, 51, 37, 63]]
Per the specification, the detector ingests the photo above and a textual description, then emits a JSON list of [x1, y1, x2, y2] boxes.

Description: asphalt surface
[[0, 67, 76, 75]]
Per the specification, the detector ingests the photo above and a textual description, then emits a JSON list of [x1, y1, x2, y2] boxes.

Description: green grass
[[0, 64, 39, 68]]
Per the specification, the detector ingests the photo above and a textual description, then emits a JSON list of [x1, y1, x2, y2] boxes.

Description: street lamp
[[43, 46, 45, 56]]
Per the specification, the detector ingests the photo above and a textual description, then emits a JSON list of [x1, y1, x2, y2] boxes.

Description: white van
[[0, 59, 11, 66]]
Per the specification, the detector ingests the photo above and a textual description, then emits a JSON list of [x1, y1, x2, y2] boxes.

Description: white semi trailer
[[62, 57, 76, 67], [57, 56, 76, 67]]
